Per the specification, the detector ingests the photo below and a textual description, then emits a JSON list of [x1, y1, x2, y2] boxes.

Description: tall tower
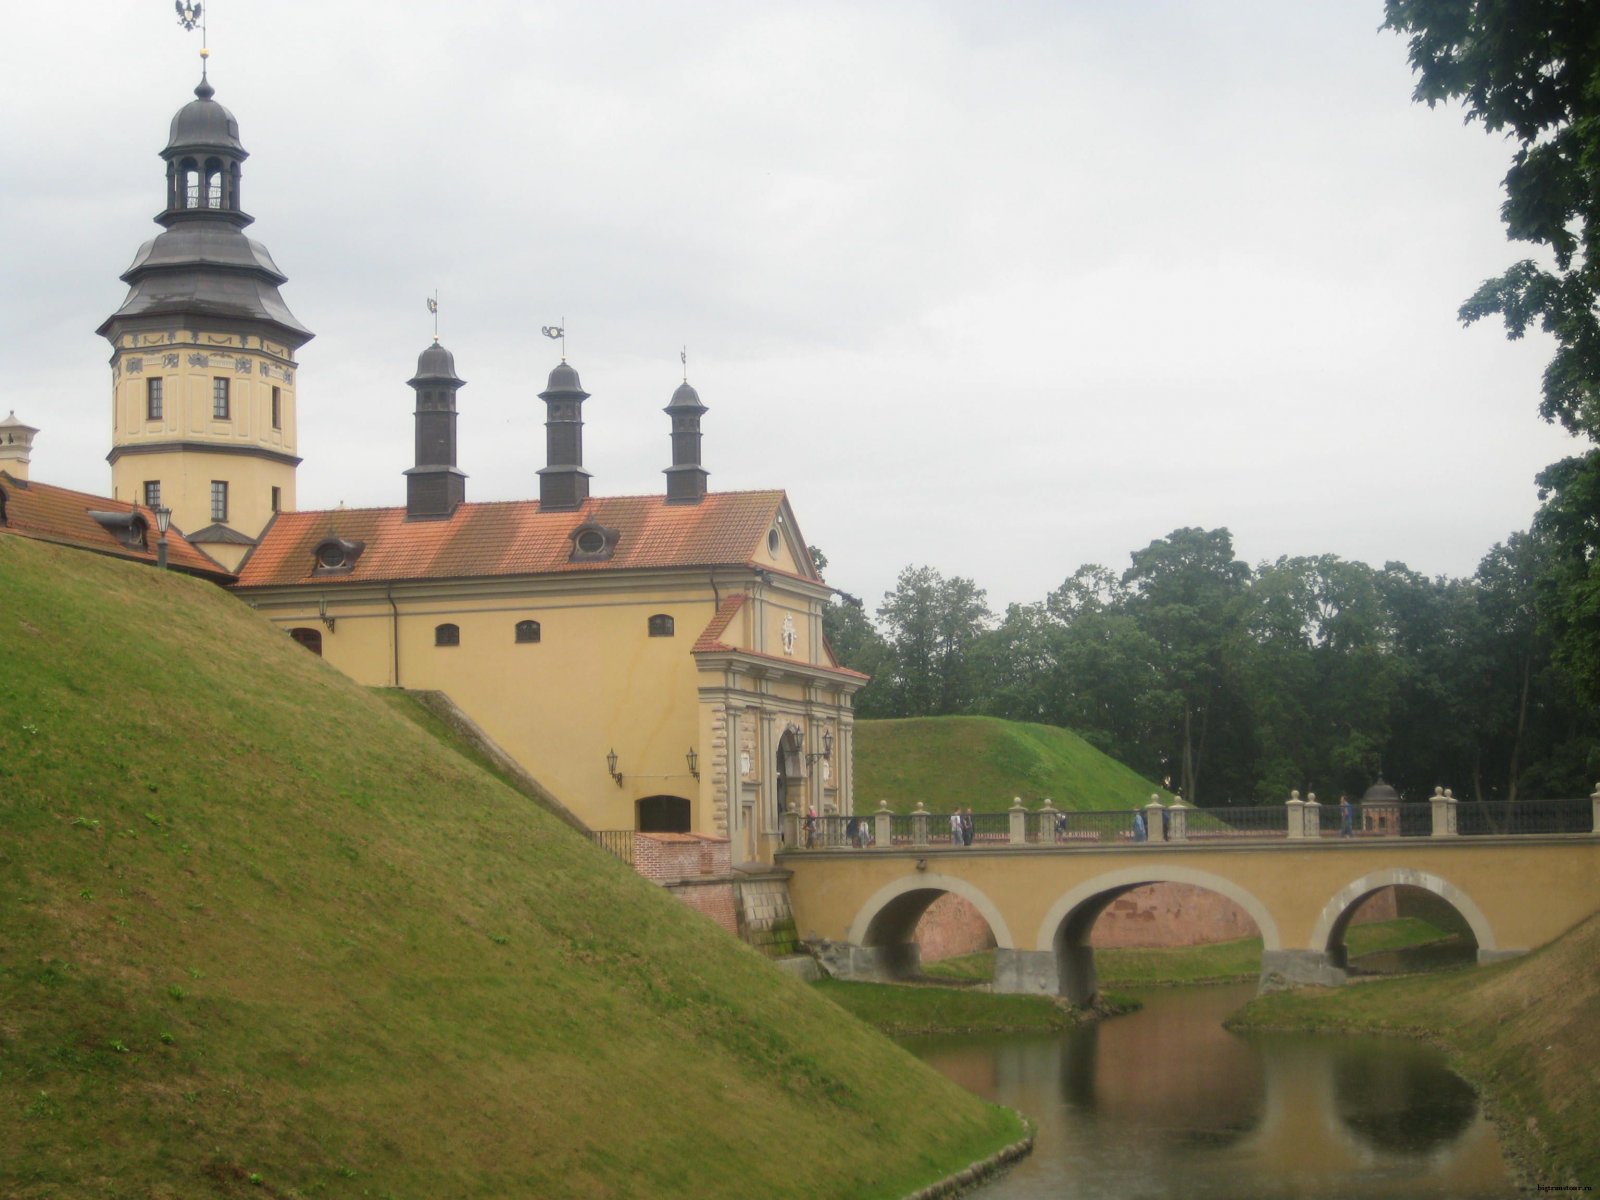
[[98, 73, 312, 571], [405, 341, 467, 519]]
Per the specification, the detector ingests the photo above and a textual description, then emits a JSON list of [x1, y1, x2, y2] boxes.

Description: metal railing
[[782, 794, 1596, 852], [1456, 797, 1592, 835], [589, 829, 635, 866]]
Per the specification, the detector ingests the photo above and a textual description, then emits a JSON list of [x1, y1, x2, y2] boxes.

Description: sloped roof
[[235, 490, 791, 588], [0, 472, 232, 581]]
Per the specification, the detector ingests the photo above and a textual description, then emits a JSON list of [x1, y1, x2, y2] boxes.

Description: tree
[[876, 566, 992, 717], [1384, 0, 1600, 700]]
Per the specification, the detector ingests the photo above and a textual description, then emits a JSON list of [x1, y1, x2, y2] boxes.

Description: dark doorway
[[637, 795, 691, 833], [289, 627, 323, 656]]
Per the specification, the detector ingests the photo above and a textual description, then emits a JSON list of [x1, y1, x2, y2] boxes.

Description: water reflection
[[904, 983, 1515, 1199]]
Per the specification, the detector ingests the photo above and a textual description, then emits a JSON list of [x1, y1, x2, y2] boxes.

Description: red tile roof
[[234, 490, 792, 588], [0, 472, 232, 581], [692, 593, 747, 653]]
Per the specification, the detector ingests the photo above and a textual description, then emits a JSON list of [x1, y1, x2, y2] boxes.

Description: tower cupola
[[538, 361, 591, 511], [663, 380, 708, 504], [405, 341, 468, 519], [0, 411, 40, 481]]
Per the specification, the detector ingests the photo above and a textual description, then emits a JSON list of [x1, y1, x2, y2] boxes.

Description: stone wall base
[[732, 870, 800, 958], [1258, 949, 1348, 993]]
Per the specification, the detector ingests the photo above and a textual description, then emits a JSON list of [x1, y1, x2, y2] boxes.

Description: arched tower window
[[648, 614, 675, 637], [434, 623, 460, 647], [180, 157, 200, 209], [203, 158, 223, 208], [515, 619, 541, 644]]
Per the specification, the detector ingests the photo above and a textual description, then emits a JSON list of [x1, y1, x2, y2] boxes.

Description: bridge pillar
[[1305, 793, 1321, 838], [1430, 787, 1459, 837], [1145, 798, 1167, 842], [1167, 800, 1188, 842], [1286, 791, 1306, 839], [994, 948, 1063, 998], [1009, 798, 1028, 845], [910, 804, 929, 847], [1259, 949, 1347, 993], [873, 802, 893, 849]]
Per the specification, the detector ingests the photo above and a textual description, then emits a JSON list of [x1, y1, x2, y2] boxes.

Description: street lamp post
[[154, 504, 172, 570]]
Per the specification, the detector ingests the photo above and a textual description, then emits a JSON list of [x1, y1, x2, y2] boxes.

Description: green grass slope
[[1231, 910, 1600, 1186], [855, 716, 1169, 812], [0, 536, 1018, 1199]]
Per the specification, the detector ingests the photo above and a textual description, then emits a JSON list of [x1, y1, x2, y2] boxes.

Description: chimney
[[663, 380, 708, 504], [0, 411, 39, 481], [404, 341, 467, 519], [538, 360, 591, 511]]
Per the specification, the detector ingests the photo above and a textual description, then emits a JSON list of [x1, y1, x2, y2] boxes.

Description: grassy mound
[[0, 536, 1019, 1199], [1230, 910, 1600, 1186], [855, 716, 1167, 812]]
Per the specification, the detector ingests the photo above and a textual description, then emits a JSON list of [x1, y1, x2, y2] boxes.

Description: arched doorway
[[637, 795, 691, 833], [775, 725, 802, 842], [288, 627, 323, 655]]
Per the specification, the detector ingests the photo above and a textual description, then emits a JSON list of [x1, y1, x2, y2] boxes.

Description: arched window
[[435, 623, 460, 647], [648, 614, 674, 638], [288, 628, 323, 656], [180, 158, 200, 208], [515, 619, 541, 644], [203, 158, 223, 207]]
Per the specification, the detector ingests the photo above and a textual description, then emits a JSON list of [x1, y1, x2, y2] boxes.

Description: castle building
[[92, 73, 865, 864]]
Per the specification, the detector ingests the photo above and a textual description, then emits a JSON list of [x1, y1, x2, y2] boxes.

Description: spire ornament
[[541, 320, 567, 362], [175, 2, 210, 74]]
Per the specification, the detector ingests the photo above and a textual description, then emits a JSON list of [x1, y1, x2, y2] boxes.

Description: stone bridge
[[781, 824, 1600, 998]]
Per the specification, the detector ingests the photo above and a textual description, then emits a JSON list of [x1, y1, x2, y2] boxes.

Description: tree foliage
[[1384, 0, 1600, 701]]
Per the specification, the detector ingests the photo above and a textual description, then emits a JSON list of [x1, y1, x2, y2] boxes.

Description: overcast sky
[[4, 1, 1581, 613]]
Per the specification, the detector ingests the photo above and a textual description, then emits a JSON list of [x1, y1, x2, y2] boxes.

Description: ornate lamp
[[606, 748, 622, 787]]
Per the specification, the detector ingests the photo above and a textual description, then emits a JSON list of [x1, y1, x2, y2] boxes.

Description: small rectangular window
[[270, 485, 281, 513], [143, 480, 161, 509], [211, 480, 228, 523], [213, 377, 230, 419], [271, 386, 281, 430], [648, 614, 675, 638], [435, 623, 460, 647], [146, 378, 164, 420]]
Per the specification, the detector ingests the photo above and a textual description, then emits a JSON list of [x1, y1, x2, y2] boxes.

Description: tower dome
[[165, 77, 245, 156]]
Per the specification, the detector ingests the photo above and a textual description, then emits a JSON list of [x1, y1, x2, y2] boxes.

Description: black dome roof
[[165, 77, 246, 157]]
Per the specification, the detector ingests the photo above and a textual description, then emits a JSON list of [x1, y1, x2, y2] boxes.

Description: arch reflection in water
[[906, 985, 1515, 1199]]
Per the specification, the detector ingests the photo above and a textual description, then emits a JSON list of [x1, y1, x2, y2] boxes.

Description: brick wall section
[[632, 832, 731, 885], [633, 833, 738, 936]]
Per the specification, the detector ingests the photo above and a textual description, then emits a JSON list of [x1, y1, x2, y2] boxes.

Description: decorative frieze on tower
[[664, 379, 708, 504], [538, 361, 591, 511], [98, 74, 313, 571], [405, 341, 467, 519]]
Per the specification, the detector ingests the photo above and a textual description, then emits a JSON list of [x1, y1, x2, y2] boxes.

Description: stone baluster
[[1285, 790, 1306, 840], [1009, 796, 1028, 846], [874, 801, 893, 850], [911, 802, 930, 848], [1430, 786, 1458, 837]]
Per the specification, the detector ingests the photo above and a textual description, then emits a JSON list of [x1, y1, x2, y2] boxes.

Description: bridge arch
[[1035, 866, 1282, 953], [844, 873, 1013, 981], [1031, 867, 1280, 1005], [1311, 868, 1497, 957]]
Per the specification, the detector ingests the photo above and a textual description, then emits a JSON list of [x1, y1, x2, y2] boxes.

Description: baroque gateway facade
[[97, 72, 865, 867]]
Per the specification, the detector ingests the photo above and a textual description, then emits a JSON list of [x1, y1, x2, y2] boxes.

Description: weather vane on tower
[[175, 2, 210, 74], [542, 320, 567, 362], [426, 292, 440, 342]]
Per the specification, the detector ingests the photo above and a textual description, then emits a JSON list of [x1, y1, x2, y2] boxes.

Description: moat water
[[904, 982, 1516, 1199]]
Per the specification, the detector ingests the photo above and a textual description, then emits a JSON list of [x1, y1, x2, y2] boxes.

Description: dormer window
[[311, 536, 365, 575], [568, 521, 619, 563], [88, 510, 149, 551]]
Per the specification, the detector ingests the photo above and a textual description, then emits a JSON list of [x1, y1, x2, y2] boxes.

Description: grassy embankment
[[1229, 911, 1600, 1188], [923, 917, 1465, 987], [0, 535, 1021, 1199], [855, 716, 1172, 812]]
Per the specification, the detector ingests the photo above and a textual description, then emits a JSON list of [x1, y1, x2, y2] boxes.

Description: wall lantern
[[806, 727, 834, 767], [606, 748, 623, 787], [686, 747, 699, 779], [153, 504, 172, 570]]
